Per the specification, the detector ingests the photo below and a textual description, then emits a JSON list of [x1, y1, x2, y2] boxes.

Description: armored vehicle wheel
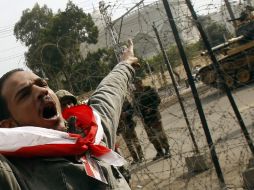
[[236, 69, 251, 83]]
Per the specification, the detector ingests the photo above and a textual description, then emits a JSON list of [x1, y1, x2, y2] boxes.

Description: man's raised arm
[[88, 40, 139, 149]]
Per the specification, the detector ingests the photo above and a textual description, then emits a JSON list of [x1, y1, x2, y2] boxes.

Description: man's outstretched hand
[[120, 39, 140, 68]]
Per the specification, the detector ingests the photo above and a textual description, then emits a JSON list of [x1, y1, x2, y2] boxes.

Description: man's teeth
[[48, 113, 59, 119]]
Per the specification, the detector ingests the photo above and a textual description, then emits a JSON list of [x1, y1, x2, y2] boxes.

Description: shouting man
[[0, 40, 138, 190]]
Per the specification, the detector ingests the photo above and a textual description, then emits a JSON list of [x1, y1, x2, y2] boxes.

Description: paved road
[[127, 83, 254, 189]]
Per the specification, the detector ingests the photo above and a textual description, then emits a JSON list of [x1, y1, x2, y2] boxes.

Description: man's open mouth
[[42, 103, 58, 119]]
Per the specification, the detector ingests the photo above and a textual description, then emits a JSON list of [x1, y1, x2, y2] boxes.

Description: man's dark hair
[[0, 68, 24, 120]]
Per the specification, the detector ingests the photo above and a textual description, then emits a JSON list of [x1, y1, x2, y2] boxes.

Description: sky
[[0, 0, 151, 77], [0, 0, 103, 77], [0, 0, 225, 77]]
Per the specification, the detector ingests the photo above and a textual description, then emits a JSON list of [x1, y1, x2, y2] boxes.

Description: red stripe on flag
[[0, 143, 88, 157], [82, 156, 95, 178], [63, 105, 112, 158]]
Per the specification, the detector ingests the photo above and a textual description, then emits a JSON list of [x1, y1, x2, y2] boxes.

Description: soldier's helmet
[[55, 89, 77, 105]]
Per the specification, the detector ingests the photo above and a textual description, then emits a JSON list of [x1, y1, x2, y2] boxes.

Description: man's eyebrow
[[14, 78, 46, 101], [34, 77, 47, 85], [14, 84, 31, 101]]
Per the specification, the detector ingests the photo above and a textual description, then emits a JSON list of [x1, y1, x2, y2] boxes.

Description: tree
[[14, 1, 98, 92], [68, 47, 147, 93], [14, 3, 53, 47], [69, 48, 119, 93], [198, 15, 232, 47], [146, 45, 181, 80]]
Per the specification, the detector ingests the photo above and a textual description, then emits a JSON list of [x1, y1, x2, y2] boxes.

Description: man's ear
[[0, 118, 17, 128]]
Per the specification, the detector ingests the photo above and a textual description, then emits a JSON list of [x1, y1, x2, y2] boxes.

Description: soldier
[[55, 89, 78, 110], [133, 77, 171, 160], [117, 99, 144, 164]]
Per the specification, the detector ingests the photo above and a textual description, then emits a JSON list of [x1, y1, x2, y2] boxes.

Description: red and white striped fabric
[[0, 104, 126, 167]]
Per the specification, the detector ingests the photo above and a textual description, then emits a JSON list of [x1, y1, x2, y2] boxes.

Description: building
[[80, 0, 200, 59]]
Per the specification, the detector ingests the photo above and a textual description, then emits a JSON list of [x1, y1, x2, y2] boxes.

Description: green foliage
[[14, 3, 53, 47], [205, 22, 230, 46], [71, 48, 118, 93], [198, 15, 232, 47], [135, 58, 150, 79], [71, 49, 147, 93], [146, 45, 181, 73], [185, 40, 204, 58], [145, 41, 203, 81], [14, 1, 99, 93]]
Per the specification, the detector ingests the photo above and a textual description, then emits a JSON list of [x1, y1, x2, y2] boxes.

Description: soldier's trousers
[[144, 120, 169, 154], [122, 128, 144, 162]]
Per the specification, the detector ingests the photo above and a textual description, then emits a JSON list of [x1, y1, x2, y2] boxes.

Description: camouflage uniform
[[134, 84, 170, 159], [117, 100, 144, 163]]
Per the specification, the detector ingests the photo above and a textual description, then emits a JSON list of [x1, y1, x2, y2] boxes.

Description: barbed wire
[[82, 0, 254, 189]]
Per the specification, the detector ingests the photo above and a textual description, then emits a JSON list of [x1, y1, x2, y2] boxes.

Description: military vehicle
[[197, 7, 254, 89]]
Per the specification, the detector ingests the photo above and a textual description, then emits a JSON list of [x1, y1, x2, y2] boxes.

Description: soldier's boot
[[126, 143, 139, 164], [150, 139, 164, 161], [153, 147, 164, 161], [130, 153, 140, 165], [136, 146, 145, 163], [118, 166, 131, 184], [164, 147, 171, 159]]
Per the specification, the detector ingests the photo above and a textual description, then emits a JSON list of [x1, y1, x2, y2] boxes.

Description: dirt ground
[[118, 82, 254, 190]]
